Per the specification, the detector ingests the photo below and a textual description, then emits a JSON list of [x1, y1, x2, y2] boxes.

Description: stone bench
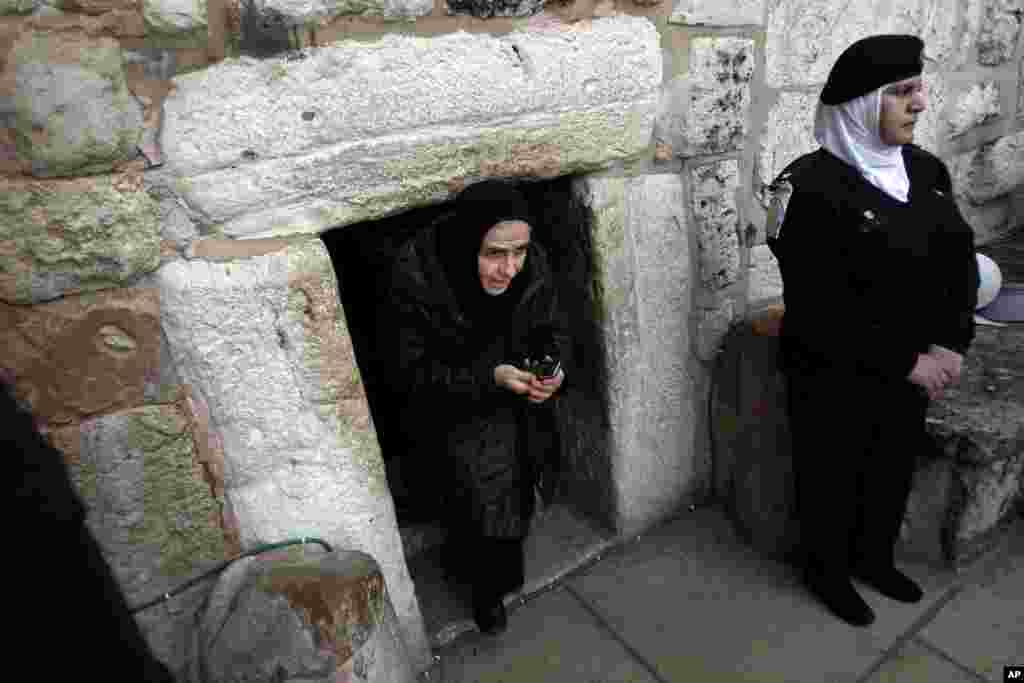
[[713, 305, 1024, 570]]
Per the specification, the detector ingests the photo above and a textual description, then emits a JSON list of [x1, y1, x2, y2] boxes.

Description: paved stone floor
[[423, 505, 1023, 683]]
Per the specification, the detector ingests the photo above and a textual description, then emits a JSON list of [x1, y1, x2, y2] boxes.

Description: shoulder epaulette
[[765, 152, 821, 240]]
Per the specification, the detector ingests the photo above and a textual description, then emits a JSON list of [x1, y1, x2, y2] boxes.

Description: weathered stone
[[691, 159, 741, 291], [156, 239, 431, 672], [765, 0, 949, 88], [446, 0, 542, 16], [257, 0, 430, 24], [145, 180, 201, 249], [668, 0, 764, 25], [160, 16, 661, 237], [672, 37, 754, 156], [0, 0, 39, 13], [197, 551, 415, 683], [977, 0, 1022, 65], [695, 298, 735, 361], [951, 132, 1024, 204], [62, 0, 140, 14], [51, 401, 230, 673], [10, 30, 144, 177], [957, 192, 1011, 246], [755, 90, 817, 201], [143, 0, 207, 33], [0, 288, 161, 425], [714, 310, 800, 559], [949, 81, 1002, 137], [587, 173, 698, 535], [748, 243, 782, 307], [0, 173, 161, 304], [914, 71, 947, 155], [925, 324, 1024, 567]]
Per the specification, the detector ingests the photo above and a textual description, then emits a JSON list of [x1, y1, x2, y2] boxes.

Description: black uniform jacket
[[768, 145, 979, 381], [389, 221, 571, 538]]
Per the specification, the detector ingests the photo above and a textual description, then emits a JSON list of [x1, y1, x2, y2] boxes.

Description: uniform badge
[[765, 174, 794, 240]]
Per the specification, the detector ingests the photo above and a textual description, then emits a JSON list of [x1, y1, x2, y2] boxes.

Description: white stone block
[[262, 0, 432, 22], [949, 81, 1001, 137], [669, 0, 765, 26], [156, 240, 431, 673], [748, 243, 783, 306], [161, 17, 661, 235], [952, 131, 1024, 204], [756, 91, 818, 193], [692, 159, 742, 291], [977, 0, 1023, 65], [144, 0, 207, 33], [765, 0, 952, 88]]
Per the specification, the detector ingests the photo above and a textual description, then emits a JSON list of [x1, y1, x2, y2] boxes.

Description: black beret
[[820, 35, 925, 105]]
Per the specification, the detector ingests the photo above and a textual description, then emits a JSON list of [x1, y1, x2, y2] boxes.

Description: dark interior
[[320, 176, 614, 533]]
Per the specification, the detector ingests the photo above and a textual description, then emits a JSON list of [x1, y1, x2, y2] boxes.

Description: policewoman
[[766, 35, 980, 627]]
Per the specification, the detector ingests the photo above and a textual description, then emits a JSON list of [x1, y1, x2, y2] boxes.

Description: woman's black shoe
[[852, 565, 924, 603], [805, 571, 876, 627], [472, 598, 508, 635]]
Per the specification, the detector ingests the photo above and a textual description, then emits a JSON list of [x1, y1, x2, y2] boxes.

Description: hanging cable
[[129, 537, 333, 614]]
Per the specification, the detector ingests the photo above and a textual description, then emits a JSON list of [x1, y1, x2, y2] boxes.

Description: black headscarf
[[438, 180, 536, 331]]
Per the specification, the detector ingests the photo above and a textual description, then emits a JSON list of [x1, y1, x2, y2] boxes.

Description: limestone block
[[62, 0, 140, 14], [0, 173, 161, 304], [160, 16, 661, 236], [669, 0, 764, 25], [755, 91, 817, 201], [587, 173, 697, 535], [925, 324, 1024, 567], [977, 0, 1022, 65], [949, 81, 1001, 137], [669, 37, 753, 156], [156, 239, 431, 673], [951, 132, 1024, 204], [446, 0, 543, 17], [694, 298, 735, 361], [691, 159, 741, 291], [1019, 57, 1024, 116], [261, 0, 431, 23], [196, 551, 415, 683], [957, 191, 1011, 245], [747, 243, 782, 307], [51, 401, 231, 673], [10, 30, 143, 177], [0, 0, 39, 13], [143, 0, 207, 33], [914, 71, 947, 155], [765, 0, 953, 88], [0, 287, 161, 425], [145, 178, 201, 249]]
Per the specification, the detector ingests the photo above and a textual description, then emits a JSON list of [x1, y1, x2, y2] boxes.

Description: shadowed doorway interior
[[320, 176, 615, 641]]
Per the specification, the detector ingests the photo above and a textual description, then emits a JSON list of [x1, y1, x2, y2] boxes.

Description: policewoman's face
[[478, 220, 531, 295], [879, 76, 926, 146]]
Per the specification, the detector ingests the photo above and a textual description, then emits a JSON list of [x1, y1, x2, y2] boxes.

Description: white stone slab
[[757, 90, 818, 191], [949, 81, 1002, 137], [156, 240, 431, 672], [162, 17, 661, 235], [952, 131, 1024, 204], [765, 0, 952, 88], [748, 243, 782, 306], [669, 0, 765, 26]]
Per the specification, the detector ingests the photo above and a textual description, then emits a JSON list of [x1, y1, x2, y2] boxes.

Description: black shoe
[[805, 571, 876, 627], [472, 598, 508, 635], [852, 565, 924, 604]]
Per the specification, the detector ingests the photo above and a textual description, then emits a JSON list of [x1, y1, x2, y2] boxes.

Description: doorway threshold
[[405, 503, 616, 649]]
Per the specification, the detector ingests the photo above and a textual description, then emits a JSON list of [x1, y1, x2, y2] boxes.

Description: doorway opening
[[320, 176, 616, 642]]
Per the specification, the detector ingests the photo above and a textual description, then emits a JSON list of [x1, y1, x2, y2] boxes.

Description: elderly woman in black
[[389, 180, 569, 634], [767, 35, 979, 627]]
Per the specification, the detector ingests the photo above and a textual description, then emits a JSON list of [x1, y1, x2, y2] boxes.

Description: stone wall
[[4, 0, 1022, 677]]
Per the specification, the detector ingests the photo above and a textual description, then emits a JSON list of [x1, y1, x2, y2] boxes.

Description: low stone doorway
[[320, 177, 617, 643]]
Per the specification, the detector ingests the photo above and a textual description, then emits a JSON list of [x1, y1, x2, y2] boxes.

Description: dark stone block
[[445, 0, 545, 18]]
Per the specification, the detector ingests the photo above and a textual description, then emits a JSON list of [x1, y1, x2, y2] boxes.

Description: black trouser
[[785, 371, 928, 576], [442, 532, 526, 604]]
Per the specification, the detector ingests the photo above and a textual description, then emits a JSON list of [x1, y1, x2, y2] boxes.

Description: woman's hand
[[928, 345, 964, 383], [494, 364, 536, 396], [907, 353, 950, 400], [525, 368, 564, 404]]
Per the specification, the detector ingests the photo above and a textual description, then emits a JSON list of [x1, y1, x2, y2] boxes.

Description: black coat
[[389, 222, 571, 539], [767, 145, 979, 381]]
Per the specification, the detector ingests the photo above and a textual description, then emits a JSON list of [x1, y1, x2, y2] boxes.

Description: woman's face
[[478, 220, 531, 295], [879, 76, 927, 146]]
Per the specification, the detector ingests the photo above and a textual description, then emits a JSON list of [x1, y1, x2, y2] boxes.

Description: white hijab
[[813, 85, 910, 203]]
